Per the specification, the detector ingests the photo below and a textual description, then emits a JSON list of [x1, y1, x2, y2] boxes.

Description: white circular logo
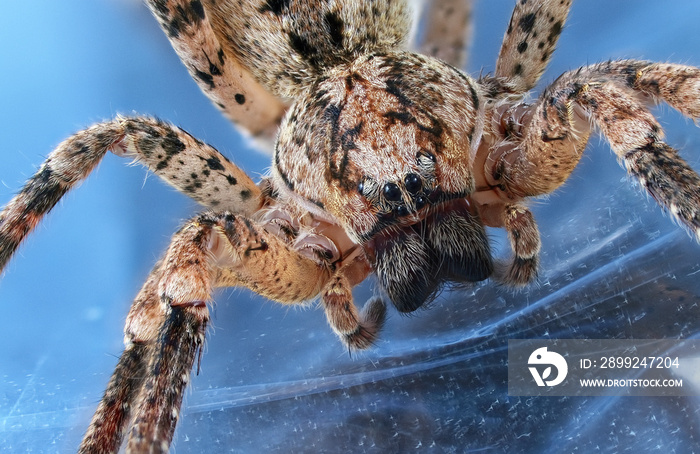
[[528, 346, 568, 387]]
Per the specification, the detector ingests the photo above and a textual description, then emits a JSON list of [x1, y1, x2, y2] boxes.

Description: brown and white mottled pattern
[[273, 51, 483, 240], [204, 0, 411, 98], [0, 117, 261, 273], [478, 60, 700, 240], [146, 0, 286, 140], [499, 203, 541, 286], [496, 0, 572, 93], [414, 0, 473, 68], [1, 0, 700, 452]]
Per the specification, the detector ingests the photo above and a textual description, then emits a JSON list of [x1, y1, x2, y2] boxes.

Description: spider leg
[[145, 0, 286, 140], [322, 271, 387, 350], [495, 0, 572, 94], [413, 0, 473, 69], [0, 117, 261, 272], [114, 117, 263, 213], [493, 203, 541, 286], [482, 60, 700, 241], [79, 210, 341, 452], [79, 217, 211, 453], [78, 341, 151, 453], [214, 209, 390, 350], [126, 302, 207, 454], [122, 217, 214, 453]]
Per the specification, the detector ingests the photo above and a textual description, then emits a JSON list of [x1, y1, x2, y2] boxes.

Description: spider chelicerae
[[1, 0, 700, 452]]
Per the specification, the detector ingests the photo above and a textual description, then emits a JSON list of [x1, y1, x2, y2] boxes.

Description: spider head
[[274, 51, 492, 311]]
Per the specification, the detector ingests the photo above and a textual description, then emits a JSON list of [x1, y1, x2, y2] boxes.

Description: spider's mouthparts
[[365, 198, 493, 313]]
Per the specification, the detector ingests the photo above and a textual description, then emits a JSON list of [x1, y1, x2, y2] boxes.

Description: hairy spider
[[1, 0, 700, 452]]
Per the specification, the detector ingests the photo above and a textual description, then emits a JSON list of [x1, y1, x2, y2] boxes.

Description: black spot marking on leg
[[194, 69, 215, 89], [151, 0, 169, 17], [548, 21, 563, 44], [167, 18, 182, 39], [519, 13, 536, 34], [137, 135, 160, 157], [234, 93, 246, 104], [288, 33, 319, 67], [22, 166, 69, 216], [208, 60, 221, 77], [162, 132, 186, 156], [189, 0, 205, 21], [201, 155, 225, 171]]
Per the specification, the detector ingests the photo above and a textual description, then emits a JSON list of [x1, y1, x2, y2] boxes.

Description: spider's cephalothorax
[[1, 0, 700, 452], [275, 49, 492, 311]]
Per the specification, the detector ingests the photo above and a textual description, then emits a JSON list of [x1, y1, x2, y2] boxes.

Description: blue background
[[1, 1, 700, 452]]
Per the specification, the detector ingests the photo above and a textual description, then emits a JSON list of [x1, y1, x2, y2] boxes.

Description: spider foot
[[495, 256, 540, 288], [496, 204, 541, 287], [323, 274, 387, 350], [343, 297, 387, 351], [79, 342, 150, 454], [0, 123, 121, 272]]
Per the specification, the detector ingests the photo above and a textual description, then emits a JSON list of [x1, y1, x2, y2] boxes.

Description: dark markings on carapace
[[288, 33, 319, 68], [325, 11, 345, 48], [259, 0, 290, 15]]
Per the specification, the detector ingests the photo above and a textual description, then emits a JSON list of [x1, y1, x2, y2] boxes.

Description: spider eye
[[404, 173, 422, 194], [415, 195, 427, 210], [382, 182, 402, 201], [395, 205, 409, 217], [357, 180, 365, 195]]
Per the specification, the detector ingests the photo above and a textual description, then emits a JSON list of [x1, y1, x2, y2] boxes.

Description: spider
[[1, 0, 700, 452]]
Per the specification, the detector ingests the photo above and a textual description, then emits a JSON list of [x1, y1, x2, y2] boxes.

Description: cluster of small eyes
[[357, 151, 437, 217]]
